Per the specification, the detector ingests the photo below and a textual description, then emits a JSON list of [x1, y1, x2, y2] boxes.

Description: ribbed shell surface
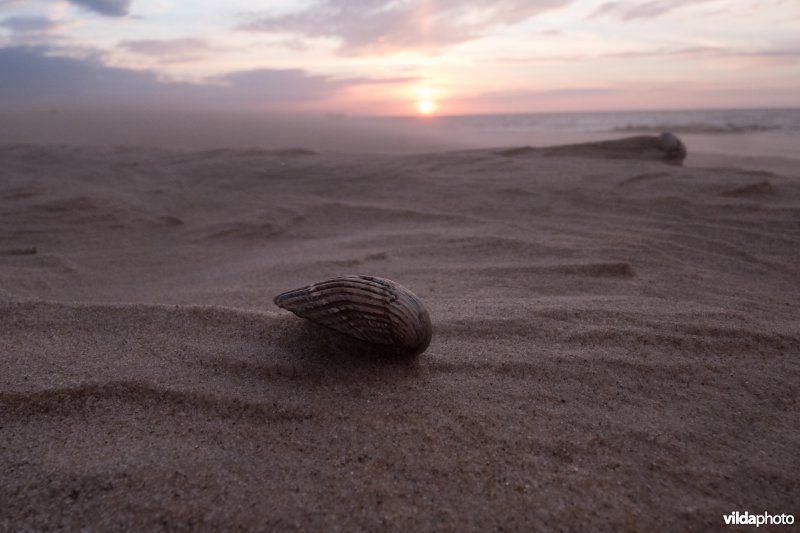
[[273, 275, 432, 356]]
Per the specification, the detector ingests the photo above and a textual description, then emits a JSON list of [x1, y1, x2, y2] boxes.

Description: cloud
[[0, 16, 63, 34], [481, 86, 618, 101], [240, 0, 572, 55], [217, 69, 356, 102], [0, 45, 413, 106], [497, 46, 800, 64], [453, 85, 622, 112], [0, 46, 170, 102], [119, 38, 218, 63], [216, 69, 415, 102], [537, 29, 563, 37], [68, 0, 132, 17], [590, 0, 715, 20]]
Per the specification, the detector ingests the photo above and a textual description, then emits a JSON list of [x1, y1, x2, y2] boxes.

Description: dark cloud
[[240, 0, 572, 55], [0, 16, 62, 34], [0, 46, 171, 102], [0, 45, 413, 106], [590, 0, 715, 21], [218, 69, 353, 102], [68, 0, 132, 17]]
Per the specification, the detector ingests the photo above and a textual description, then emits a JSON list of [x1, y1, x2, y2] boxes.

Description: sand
[[1, 140, 798, 531]]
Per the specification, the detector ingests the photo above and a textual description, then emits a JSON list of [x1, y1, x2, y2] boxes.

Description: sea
[[372, 107, 800, 161]]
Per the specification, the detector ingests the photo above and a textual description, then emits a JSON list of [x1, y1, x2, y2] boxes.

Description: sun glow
[[416, 99, 437, 115]]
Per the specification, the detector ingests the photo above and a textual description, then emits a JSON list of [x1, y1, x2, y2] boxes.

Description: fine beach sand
[[1, 140, 799, 530]]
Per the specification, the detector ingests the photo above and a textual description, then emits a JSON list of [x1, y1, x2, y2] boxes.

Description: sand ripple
[[1, 144, 799, 530]]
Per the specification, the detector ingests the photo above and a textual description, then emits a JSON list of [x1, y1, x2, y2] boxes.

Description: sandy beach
[[1, 140, 798, 531]]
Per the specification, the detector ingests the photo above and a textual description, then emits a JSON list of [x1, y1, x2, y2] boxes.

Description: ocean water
[[372, 108, 800, 161], [426, 108, 800, 134]]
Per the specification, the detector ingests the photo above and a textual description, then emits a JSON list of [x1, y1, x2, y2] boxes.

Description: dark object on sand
[[657, 132, 687, 162], [274, 275, 433, 356], [499, 132, 688, 164]]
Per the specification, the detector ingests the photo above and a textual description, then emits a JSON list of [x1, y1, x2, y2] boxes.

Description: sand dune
[[1, 142, 798, 530]]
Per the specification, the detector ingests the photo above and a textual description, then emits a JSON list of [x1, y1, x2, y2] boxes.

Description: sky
[[1, 0, 799, 116]]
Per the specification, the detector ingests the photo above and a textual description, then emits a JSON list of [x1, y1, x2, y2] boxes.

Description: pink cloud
[[118, 38, 220, 63], [240, 0, 572, 55]]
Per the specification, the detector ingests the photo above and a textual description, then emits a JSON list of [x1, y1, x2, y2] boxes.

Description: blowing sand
[[1, 141, 798, 531]]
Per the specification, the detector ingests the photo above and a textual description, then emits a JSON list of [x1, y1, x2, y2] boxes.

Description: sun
[[416, 100, 437, 115]]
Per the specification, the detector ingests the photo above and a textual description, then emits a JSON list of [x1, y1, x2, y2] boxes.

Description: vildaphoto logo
[[723, 511, 795, 527]]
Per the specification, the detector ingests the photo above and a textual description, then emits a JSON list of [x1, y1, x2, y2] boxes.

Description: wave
[[417, 109, 800, 139], [609, 122, 778, 134]]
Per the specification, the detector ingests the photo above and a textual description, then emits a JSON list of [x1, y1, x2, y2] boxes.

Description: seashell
[[658, 131, 687, 162], [274, 275, 432, 356]]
